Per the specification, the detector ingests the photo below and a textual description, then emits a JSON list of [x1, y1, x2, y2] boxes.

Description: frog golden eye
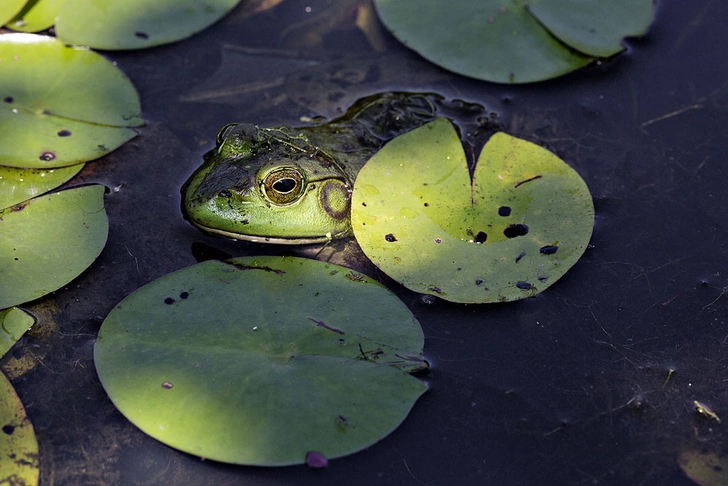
[[216, 123, 239, 145], [262, 168, 304, 205]]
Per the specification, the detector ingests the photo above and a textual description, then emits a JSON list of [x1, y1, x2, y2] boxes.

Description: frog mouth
[[189, 220, 334, 245]]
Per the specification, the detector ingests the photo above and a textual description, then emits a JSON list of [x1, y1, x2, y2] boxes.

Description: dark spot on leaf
[[164, 297, 175, 305], [228, 262, 285, 274], [361, 202, 367, 206], [308, 317, 345, 335], [135, 31, 149, 39], [540, 245, 559, 255], [516, 281, 534, 290], [179, 292, 189, 299], [424, 202, 429, 207], [504, 224, 528, 238], [514, 175, 542, 188], [161, 381, 174, 389], [498, 206, 511, 217], [427, 286, 443, 294], [3, 96, 13, 103], [515, 252, 526, 263], [2, 424, 14, 435], [475, 279, 483, 285], [306, 450, 328, 468], [57, 129, 72, 137], [39, 152, 55, 161], [474, 231, 487, 244], [434, 238, 442, 244], [538, 276, 549, 282], [385, 233, 397, 242]]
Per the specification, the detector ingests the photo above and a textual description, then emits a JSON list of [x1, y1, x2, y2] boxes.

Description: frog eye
[[216, 123, 239, 145], [262, 168, 304, 205]]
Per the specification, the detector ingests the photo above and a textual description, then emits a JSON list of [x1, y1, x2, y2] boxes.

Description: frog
[[182, 92, 489, 244]]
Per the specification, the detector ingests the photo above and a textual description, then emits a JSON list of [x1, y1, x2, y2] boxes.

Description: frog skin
[[182, 93, 480, 244]]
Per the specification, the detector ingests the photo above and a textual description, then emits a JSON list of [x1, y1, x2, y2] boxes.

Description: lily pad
[[95, 256, 427, 466], [6, 0, 64, 32], [373, 0, 654, 83], [0, 185, 109, 309], [55, 0, 243, 50], [678, 449, 728, 486], [0, 0, 27, 27], [0, 33, 141, 169], [0, 372, 39, 486], [351, 118, 594, 303], [0, 164, 84, 209], [0, 308, 34, 359]]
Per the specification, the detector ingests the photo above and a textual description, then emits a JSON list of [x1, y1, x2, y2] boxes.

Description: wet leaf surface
[[352, 118, 594, 303], [0, 372, 38, 486], [0, 34, 142, 169], [373, 0, 654, 83], [95, 256, 427, 466], [0, 185, 108, 309], [0, 164, 84, 209]]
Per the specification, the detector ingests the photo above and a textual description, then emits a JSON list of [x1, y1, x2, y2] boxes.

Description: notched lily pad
[[0, 308, 34, 359], [0, 371, 39, 485], [95, 256, 427, 466], [0, 33, 142, 169], [373, 0, 654, 83], [0, 184, 109, 309], [352, 118, 594, 303]]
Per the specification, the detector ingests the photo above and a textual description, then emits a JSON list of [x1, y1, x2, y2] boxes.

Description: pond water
[[5, 0, 728, 484]]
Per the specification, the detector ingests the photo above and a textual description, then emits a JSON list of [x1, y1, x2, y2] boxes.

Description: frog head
[[182, 123, 352, 244]]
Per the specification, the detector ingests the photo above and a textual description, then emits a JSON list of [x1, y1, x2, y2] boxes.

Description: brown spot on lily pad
[[39, 152, 56, 161], [385, 233, 397, 242]]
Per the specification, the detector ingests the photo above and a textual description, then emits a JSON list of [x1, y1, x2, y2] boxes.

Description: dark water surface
[[6, 0, 727, 484]]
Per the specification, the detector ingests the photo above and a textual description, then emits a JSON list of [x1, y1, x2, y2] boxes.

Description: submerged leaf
[[95, 256, 427, 466], [55, 0, 243, 50], [0, 372, 39, 485], [352, 118, 594, 303], [0, 185, 109, 309], [0, 33, 141, 169], [373, 0, 654, 83]]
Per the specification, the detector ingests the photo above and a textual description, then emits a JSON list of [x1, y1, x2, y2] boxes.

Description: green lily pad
[[373, 0, 654, 83], [0, 308, 34, 359], [6, 0, 64, 32], [0, 185, 108, 309], [0, 372, 39, 486], [95, 256, 427, 466], [0, 164, 84, 209], [0, 33, 141, 169], [678, 449, 728, 486], [55, 0, 243, 50], [351, 118, 594, 304], [0, 0, 28, 27]]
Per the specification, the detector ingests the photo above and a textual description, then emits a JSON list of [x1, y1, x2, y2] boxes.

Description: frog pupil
[[273, 178, 297, 194]]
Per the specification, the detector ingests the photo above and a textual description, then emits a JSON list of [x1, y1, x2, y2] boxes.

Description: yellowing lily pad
[[95, 256, 427, 466], [352, 118, 594, 303], [0, 185, 109, 309], [0, 372, 38, 486], [0, 308, 34, 359], [55, 0, 243, 50], [373, 0, 654, 83], [0, 33, 141, 169], [0, 164, 84, 209]]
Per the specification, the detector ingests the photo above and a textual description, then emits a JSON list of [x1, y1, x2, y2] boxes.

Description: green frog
[[182, 93, 486, 244]]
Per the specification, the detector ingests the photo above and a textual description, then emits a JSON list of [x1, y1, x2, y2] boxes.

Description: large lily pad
[[55, 0, 243, 50], [0, 164, 84, 209], [95, 256, 427, 466], [373, 0, 654, 83], [0, 308, 34, 360], [0, 372, 39, 485], [0, 185, 108, 309], [0, 33, 141, 169], [351, 118, 594, 303]]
